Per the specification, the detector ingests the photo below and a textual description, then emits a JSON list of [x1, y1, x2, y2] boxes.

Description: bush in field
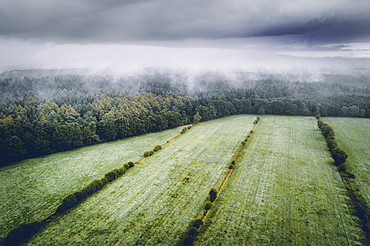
[[101, 177, 109, 185], [105, 170, 119, 182], [56, 194, 77, 214], [188, 126, 192, 129], [74, 191, 85, 202], [338, 164, 346, 172], [128, 161, 134, 168], [317, 119, 323, 129], [253, 120, 258, 124], [154, 145, 162, 152], [118, 167, 126, 175], [188, 227, 198, 237], [149, 150, 154, 156], [231, 160, 235, 165], [144, 151, 149, 157], [229, 164, 235, 169], [183, 236, 194, 246], [193, 219, 203, 229], [205, 202, 213, 210], [250, 130, 253, 133], [331, 148, 348, 166], [241, 141, 246, 145], [245, 138, 248, 142], [326, 139, 338, 151], [5, 221, 43, 246], [83, 179, 104, 196], [124, 163, 129, 169], [209, 188, 218, 202]]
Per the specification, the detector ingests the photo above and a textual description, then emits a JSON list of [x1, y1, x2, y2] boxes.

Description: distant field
[[323, 117, 370, 210], [0, 127, 183, 238], [25, 115, 255, 245], [195, 116, 365, 245]]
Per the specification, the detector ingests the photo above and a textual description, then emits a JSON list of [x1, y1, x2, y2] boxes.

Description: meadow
[[195, 116, 365, 245], [323, 117, 370, 214], [0, 126, 182, 239], [24, 115, 256, 245]]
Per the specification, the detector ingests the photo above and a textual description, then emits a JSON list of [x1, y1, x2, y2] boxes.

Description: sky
[[1, 0, 370, 75]]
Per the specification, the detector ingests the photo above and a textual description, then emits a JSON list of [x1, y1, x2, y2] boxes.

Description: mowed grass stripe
[[195, 116, 365, 246], [323, 117, 370, 209], [25, 115, 256, 245], [0, 127, 184, 239]]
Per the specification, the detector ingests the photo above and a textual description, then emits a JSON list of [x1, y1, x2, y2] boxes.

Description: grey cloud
[[0, 0, 370, 45]]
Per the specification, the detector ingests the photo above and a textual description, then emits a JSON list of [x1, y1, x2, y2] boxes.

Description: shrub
[[144, 151, 149, 157], [83, 179, 104, 196], [128, 161, 134, 168], [245, 138, 248, 142], [183, 236, 194, 246], [250, 130, 253, 133], [101, 177, 109, 185], [241, 141, 246, 145], [326, 139, 338, 151], [253, 120, 258, 124], [56, 194, 77, 214], [205, 202, 213, 210], [209, 188, 218, 202], [188, 227, 198, 237], [74, 191, 85, 202], [229, 164, 235, 169], [188, 126, 192, 129], [338, 164, 346, 172], [256, 116, 260, 121], [105, 170, 119, 182], [118, 167, 126, 175], [154, 145, 162, 152], [124, 163, 129, 169], [149, 150, 154, 156], [5, 221, 43, 246], [193, 219, 203, 229], [231, 160, 235, 165], [331, 148, 348, 166]]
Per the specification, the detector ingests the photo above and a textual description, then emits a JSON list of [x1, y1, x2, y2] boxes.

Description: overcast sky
[[1, 0, 370, 74]]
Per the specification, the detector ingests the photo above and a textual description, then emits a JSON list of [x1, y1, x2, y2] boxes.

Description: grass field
[[0, 127, 183, 239], [195, 116, 365, 245], [25, 115, 256, 245], [323, 117, 370, 212]]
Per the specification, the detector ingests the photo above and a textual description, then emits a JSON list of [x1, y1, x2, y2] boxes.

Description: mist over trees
[[1, 70, 370, 165]]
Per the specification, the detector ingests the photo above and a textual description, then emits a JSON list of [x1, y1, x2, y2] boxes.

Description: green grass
[[24, 115, 256, 245], [0, 126, 183, 239], [195, 116, 365, 245], [323, 117, 370, 212]]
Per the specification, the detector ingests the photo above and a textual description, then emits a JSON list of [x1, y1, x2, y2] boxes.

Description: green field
[[195, 116, 365, 245], [24, 115, 255, 245], [0, 126, 183, 238], [323, 117, 370, 211]]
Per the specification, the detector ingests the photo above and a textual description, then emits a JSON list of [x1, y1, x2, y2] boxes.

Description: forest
[[1, 72, 370, 165]]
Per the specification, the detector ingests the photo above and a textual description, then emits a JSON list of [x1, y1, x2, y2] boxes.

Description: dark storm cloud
[[0, 0, 369, 44]]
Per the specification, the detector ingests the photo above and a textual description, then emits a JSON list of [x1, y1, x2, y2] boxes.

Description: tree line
[[1, 75, 370, 165]]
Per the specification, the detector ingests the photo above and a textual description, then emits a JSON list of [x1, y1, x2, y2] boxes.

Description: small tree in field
[[331, 148, 348, 166], [209, 188, 218, 202]]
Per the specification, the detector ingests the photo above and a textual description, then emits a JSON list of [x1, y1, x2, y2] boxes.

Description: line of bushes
[[3, 161, 134, 246], [179, 117, 260, 245], [4, 125, 195, 245], [144, 145, 162, 157], [317, 118, 370, 241], [181, 125, 192, 134], [317, 119, 349, 170]]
